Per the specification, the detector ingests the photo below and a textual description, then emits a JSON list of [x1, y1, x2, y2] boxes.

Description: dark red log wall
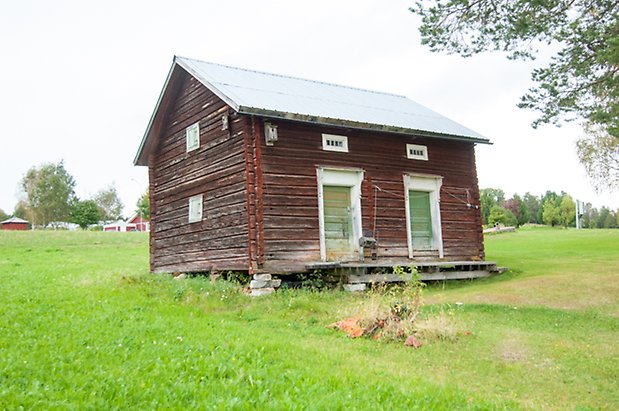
[[148, 72, 249, 273], [256, 120, 485, 272]]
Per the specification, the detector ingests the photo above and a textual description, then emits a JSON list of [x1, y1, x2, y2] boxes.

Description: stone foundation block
[[250, 279, 282, 289], [343, 283, 366, 292], [251, 287, 275, 297]]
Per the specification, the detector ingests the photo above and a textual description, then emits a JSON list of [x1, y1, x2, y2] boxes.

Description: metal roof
[[1, 216, 28, 224], [135, 56, 489, 165], [177, 56, 488, 142]]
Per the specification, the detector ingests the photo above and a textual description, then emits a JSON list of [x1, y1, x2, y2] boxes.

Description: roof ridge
[[175, 56, 407, 99]]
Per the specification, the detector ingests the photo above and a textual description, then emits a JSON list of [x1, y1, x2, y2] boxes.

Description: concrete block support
[[343, 283, 366, 292], [249, 274, 280, 296]]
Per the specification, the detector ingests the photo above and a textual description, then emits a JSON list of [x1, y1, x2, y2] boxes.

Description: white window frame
[[316, 167, 364, 261], [188, 194, 203, 223], [186, 122, 200, 152], [322, 134, 348, 153], [406, 144, 428, 161], [264, 123, 279, 146], [403, 174, 443, 258]]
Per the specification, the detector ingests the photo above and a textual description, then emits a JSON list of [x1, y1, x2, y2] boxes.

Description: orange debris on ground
[[328, 317, 364, 338], [404, 335, 423, 348]]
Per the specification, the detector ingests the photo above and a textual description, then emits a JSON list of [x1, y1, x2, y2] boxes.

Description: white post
[[575, 200, 581, 230]]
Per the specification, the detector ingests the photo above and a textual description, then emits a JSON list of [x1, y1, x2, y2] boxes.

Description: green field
[[0, 228, 617, 409]]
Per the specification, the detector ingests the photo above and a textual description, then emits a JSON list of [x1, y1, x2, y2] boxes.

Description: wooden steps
[[306, 260, 504, 284]]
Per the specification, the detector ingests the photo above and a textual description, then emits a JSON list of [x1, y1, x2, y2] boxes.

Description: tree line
[[412, 1, 619, 192], [0, 161, 149, 229], [3, 162, 615, 231], [481, 188, 618, 229]]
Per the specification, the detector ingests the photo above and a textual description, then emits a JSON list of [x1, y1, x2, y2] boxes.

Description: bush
[[488, 206, 518, 227]]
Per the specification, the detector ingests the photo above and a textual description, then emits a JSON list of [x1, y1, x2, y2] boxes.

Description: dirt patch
[[498, 332, 530, 363]]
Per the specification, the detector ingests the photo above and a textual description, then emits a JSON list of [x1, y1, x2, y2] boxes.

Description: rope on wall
[[373, 186, 378, 241], [442, 187, 480, 209], [370, 183, 479, 242], [372, 184, 404, 199], [371, 184, 479, 210], [371, 185, 404, 242]]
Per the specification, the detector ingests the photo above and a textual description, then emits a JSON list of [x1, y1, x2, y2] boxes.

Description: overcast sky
[[1, 0, 616, 217]]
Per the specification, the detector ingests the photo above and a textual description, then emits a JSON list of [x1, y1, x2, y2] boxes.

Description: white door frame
[[404, 173, 444, 259], [317, 167, 364, 261]]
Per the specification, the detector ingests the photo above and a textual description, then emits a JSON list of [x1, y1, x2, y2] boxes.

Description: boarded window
[[405, 174, 443, 258], [406, 144, 428, 161], [323, 186, 353, 241], [322, 134, 348, 152], [318, 168, 363, 262], [409, 190, 433, 250], [188, 194, 203, 223], [186, 123, 200, 152]]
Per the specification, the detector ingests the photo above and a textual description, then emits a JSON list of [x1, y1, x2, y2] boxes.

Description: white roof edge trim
[[134, 57, 178, 166], [236, 106, 492, 145], [174, 57, 241, 112]]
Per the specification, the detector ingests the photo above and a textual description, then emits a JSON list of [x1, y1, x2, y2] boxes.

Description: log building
[[134, 56, 495, 290]]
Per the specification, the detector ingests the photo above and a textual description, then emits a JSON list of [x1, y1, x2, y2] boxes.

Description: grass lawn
[[0, 228, 617, 409]]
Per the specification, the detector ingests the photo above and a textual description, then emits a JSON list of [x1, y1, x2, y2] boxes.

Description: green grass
[[0, 228, 617, 409], [428, 226, 619, 316]]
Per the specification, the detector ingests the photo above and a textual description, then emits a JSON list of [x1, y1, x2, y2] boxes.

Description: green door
[[409, 190, 433, 250], [323, 185, 354, 260]]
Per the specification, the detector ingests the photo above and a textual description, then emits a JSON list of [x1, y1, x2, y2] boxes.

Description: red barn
[[103, 221, 132, 232], [128, 213, 150, 232], [1, 217, 29, 230], [103, 214, 150, 232], [134, 56, 496, 292]]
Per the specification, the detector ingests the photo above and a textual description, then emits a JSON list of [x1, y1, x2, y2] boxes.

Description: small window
[[264, 123, 278, 146], [406, 144, 428, 161], [188, 194, 203, 223], [322, 134, 348, 153], [186, 123, 200, 152]]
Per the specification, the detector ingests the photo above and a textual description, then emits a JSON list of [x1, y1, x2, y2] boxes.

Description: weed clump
[[331, 266, 462, 347]]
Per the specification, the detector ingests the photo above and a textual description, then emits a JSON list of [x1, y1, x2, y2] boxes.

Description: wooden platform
[[306, 260, 503, 282]]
